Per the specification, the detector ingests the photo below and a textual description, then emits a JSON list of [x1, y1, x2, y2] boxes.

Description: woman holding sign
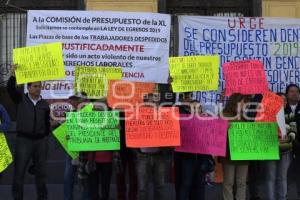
[[221, 93, 249, 200]]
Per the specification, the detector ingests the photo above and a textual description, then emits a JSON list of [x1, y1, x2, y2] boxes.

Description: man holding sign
[[7, 65, 50, 200], [129, 93, 173, 200]]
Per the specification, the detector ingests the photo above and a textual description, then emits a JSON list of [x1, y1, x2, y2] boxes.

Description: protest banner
[[229, 122, 279, 160], [169, 55, 219, 92], [26, 10, 171, 99], [255, 91, 283, 122], [13, 42, 65, 84], [75, 66, 122, 99], [52, 103, 93, 157], [175, 116, 228, 156], [223, 60, 269, 96], [67, 111, 120, 151], [0, 133, 13, 173], [107, 80, 156, 109], [178, 16, 300, 103], [125, 107, 180, 147]]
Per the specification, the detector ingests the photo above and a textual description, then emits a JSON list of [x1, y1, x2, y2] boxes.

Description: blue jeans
[[136, 153, 166, 200], [64, 155, 89, 200], [264, 152, 292, 200], [176, 154, 206, 200]]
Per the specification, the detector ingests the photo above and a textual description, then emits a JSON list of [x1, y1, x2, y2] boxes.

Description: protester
[[83, 99, 115, 200], [262, 93, 296, 200], [284, 84, 300, 199], [242, 94, 264, 200], [221, 93, 249, 200], [63, 93, 90, 200], [7, 65, 50, 200], [135, 93, 170, 200], [116, 111, 138, 200], [175, 98, 213, 200], [85, 150, 113, 200]]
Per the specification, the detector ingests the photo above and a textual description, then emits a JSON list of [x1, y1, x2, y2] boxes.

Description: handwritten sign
[[125, 107, 180, 147], [229, 122, 279, 160], [53, 123, 79, 159], [0, 133, 13, 173], [52, 103, 93, 158], [255, 91, 283, 122], [223, 60, 269, 96], [75, 66, 122, 99], [67, 111, 120, 151], [175, 116, 228, 156], [13, 42, 65, 84], [107, 80, 156, 109], [169, 55, 219, 92]]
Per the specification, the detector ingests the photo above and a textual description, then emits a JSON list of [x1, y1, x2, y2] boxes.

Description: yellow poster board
[[75, 66, 122, 99], [0, 132, 13, 173], [13, 42, 65, 84], [169, 55, 219, 92]]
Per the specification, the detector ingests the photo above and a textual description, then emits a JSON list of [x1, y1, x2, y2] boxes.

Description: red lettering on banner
[[227, 17, 264, 29], [122, 72, 145, 78]]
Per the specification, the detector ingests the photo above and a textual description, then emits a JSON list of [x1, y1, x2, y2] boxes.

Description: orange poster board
[[255, 91, 283, 122], [125, 106, 180, 147], [107, 80, 156, 109]]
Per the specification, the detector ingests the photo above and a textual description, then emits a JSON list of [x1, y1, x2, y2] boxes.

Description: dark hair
[[222, 93, 244, 116], [27, 81, 41, 87], [285, 84, 300, 94], [179, 92, 193, 101]]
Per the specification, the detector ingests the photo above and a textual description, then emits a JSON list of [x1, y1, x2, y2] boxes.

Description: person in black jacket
[[284, 84, 300, 199], [7, 65, 50, 200]]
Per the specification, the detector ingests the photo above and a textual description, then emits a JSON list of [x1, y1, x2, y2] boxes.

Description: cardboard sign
[[52, 103, 93, 158], [125, 107, 180, 147], [75, 66, 122, 99], [0, 133, 13, 173], [107, 80, 156, 109], [13, 42, 65, 84], [223, 60, 269, 96], [229, 122, 279, 160], [255, 91, 283, 122], [53, 123, 79, 159], [175, 116, 228, 156], [67, 111, 120, 151], [169, 55, 219, 92]]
